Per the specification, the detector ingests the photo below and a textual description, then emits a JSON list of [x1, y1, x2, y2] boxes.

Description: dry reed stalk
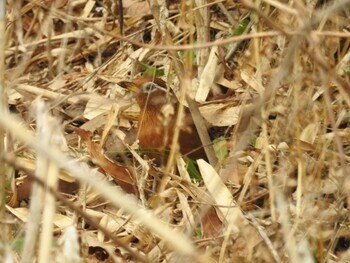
[[194, 0, 210, 76], [0, 0, 9, 261], [36, 101, 60, 263]]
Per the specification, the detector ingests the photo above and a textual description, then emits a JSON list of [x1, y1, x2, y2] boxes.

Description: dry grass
[[1, 0, 350, 262]]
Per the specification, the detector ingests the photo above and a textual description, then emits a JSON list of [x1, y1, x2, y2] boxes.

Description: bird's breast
[[137, 108, 174, 150]]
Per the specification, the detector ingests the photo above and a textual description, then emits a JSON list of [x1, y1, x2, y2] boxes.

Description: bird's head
[[118, 77, 176, 109]]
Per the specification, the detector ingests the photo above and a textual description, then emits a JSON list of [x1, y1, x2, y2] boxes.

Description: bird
[[118, 77, 206, 164]]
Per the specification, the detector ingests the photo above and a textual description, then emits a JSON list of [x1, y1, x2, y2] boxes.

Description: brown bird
[[118, 77, 206, 163]]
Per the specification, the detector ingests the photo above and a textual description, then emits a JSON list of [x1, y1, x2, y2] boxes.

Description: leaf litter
[[2, 0, 350, 262]]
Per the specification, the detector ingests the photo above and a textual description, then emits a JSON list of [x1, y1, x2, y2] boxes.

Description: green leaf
[[195, 227, 203, 238], [185, 157, 202, 182], [213, 136, 229, 161], [233, 16, 251, 36], [251, 136, 257, 147], [138, 62, 164, 78], [11, 237, 25, 251]]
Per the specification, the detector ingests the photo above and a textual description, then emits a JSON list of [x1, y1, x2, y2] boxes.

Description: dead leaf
[[6, 206, 73, 229], [44, 0, 68, 8], [101, 104, 120, 146], [199, 103, 245, 126], [300, 122, 319, 144], [241, 70, 265, 94], [181, 181, 224, 237], [125, 0, 150, 16], [201, 206, 224, 238], [16, 176, 79, 203], [74, 128, 138, 195], [197, 159, 246, 231], [196, 46, 218, 102]]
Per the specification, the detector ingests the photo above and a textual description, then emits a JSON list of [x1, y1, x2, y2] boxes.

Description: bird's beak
[[118, 81, 139, 93]]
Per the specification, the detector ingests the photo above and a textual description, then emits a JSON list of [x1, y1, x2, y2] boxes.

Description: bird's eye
[[142, 82, 160, 93], [142, 82, 172, 94]]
